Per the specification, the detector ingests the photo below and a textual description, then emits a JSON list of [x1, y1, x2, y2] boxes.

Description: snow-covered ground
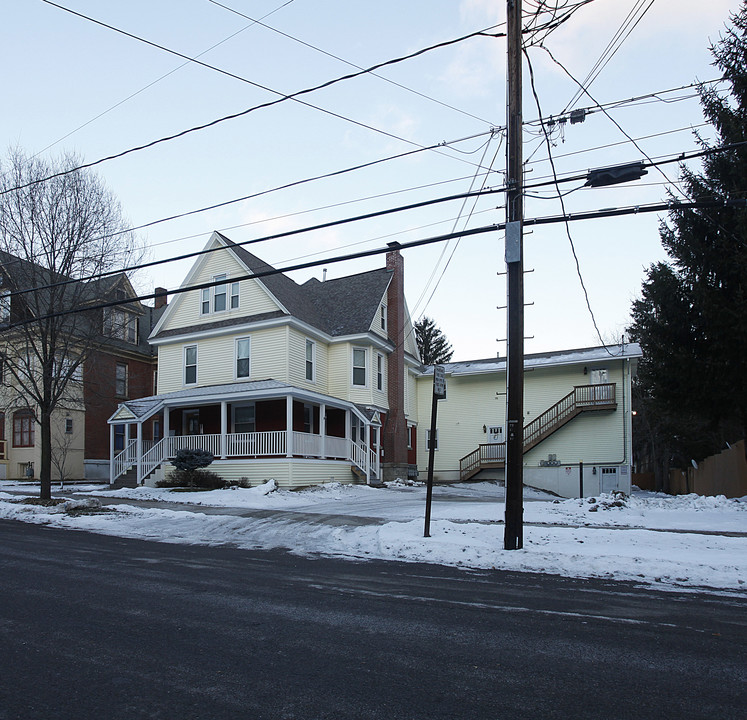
[[0, 480, 745, 593]]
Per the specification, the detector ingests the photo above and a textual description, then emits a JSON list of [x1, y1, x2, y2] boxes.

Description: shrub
[[157, 468, 226, 490], [172, 448, 215, 472]]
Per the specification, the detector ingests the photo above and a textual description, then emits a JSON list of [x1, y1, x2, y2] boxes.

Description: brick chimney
[[154, 287, 168, 309], [382, 244, 409, 480]]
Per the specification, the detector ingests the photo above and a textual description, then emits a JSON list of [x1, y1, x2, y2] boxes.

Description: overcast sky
[[1, 0, 739, 359]]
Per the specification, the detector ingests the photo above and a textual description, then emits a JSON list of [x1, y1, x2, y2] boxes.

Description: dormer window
[[104, 308, 138, 343]]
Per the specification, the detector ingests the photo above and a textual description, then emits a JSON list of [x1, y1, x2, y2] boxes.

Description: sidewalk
[[7, 484, 745, 537]]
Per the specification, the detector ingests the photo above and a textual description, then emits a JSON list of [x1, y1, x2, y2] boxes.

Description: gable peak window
[[380, 304, 387, 331], [202, 274, 235, 315]]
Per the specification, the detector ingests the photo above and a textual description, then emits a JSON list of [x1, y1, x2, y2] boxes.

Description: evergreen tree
[[415, 316, 454, 365], [628, 2, 747, 484]]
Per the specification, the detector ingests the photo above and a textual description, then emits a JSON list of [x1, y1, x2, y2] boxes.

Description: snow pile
[[0, 481, 745, 591]]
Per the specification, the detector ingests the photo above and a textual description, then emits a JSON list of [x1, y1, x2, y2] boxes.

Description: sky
[[1, 480, 745, 591], [0, 0, 741, 359]]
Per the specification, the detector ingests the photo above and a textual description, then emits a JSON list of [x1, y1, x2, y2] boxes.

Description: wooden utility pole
[[504, 0, 524, 550]]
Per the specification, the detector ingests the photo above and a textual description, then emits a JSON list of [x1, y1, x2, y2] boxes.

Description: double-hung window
[[426, 428, 438, 451], [233, 404, 255, 433], [376, 353, 384, 391], [236, 337, 250, 379], [352, 348, 367, 387], [201, 274, 232, 314], [115, 362, 128, 398], [213, 274, 227, 312], [184, 345, 197, 385], [305, 339, 315, 382], [13, 410, 35, 448]]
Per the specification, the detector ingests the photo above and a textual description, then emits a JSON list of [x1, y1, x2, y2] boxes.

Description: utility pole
[[504, 0, 524, 550]]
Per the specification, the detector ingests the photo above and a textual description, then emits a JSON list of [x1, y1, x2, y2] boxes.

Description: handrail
[[460, 383, 616, 479]]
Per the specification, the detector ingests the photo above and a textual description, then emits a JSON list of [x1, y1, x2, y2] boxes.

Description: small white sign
[[433, 365, 446, 398]]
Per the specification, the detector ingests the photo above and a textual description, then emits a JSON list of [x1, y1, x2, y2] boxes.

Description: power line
[[6, 139, 745, 303], [6, 196, 743, 328], [32, 0, 298, 157], [17, 2, 505, 197], [524, 47, 611, 353], [207, 0, 497, 126]]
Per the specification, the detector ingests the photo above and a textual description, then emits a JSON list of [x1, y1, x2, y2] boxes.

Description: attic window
[[380, 305, 386, 331], [201, 274, 233, 315], [104, 308, 138, 344]]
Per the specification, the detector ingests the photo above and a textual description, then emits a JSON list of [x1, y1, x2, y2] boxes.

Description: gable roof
[[152, 232, 393, 340]]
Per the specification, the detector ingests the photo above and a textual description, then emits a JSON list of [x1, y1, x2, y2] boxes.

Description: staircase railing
[[459, 383, 616, 479]]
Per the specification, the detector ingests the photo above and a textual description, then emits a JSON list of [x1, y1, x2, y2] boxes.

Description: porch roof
[[108, 379, 370, 424]]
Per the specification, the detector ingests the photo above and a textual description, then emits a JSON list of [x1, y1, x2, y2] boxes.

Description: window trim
[[13, 409, 35, 448], [184, 345, 198, 385], [235, 336, 251, 380], [232, 403, 256, 434], [376, 353, 384, 392], [426, 428, 438, 451], [230, 281, 240, 309], [305, 339, 315, 383], [380, 304, 387, 331], [115, 362, 129, 398], [352, 347, 367, 388], [213, 274, 227, 313]]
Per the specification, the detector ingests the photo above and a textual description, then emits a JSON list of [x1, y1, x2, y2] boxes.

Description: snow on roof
[[419, 343, 642, 377]]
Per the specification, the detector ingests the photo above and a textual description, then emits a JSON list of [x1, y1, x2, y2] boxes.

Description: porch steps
[[112, 468, 139, 489]]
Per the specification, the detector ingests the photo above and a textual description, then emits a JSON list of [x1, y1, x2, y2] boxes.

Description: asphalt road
[[0, 519, 744, 720]]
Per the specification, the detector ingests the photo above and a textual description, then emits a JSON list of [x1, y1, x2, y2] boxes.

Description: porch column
[[286, 395, 294, 457], [136, 422, 143, 485], [109, 423, 114, 485], [365, 421, 371, 484], [163, 407, 170, 458], [220, 401, 228, 459], [320, 403, 326, 459]]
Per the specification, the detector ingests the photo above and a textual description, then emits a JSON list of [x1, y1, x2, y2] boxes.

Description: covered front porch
[[109, 380, 381, 487]]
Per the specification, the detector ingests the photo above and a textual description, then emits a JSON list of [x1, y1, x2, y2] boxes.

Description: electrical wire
[[523, 47, 613, 354], [207, 0, 497, 126], [33, 0, 298, 157], [18, 2, 506, 197]]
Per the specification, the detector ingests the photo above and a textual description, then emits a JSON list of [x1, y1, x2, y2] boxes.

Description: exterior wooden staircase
[[459, 383, 617, 481]]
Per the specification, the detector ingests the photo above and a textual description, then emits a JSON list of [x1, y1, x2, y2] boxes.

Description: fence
[[668, 440, 747, 498]]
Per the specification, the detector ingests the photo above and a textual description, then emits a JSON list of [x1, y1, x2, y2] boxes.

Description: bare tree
[[0, 149, 141, 499]]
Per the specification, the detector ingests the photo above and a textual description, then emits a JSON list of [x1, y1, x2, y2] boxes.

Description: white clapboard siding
[[159, 243, 281, 334]]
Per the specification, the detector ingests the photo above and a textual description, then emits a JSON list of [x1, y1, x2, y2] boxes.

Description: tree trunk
[[39, 410, 52, 501]]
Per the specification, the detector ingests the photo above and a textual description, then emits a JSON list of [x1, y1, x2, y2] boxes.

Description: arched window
[[13, 409, 35, 448]]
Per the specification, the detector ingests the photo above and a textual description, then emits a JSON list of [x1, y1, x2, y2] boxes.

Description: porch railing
[[112, 431, 378, 483], [112, 439, 137, 479], [227, 430, 286, 457]]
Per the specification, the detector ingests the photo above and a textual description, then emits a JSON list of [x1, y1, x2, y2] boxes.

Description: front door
[[183, 410, 200, 436]]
